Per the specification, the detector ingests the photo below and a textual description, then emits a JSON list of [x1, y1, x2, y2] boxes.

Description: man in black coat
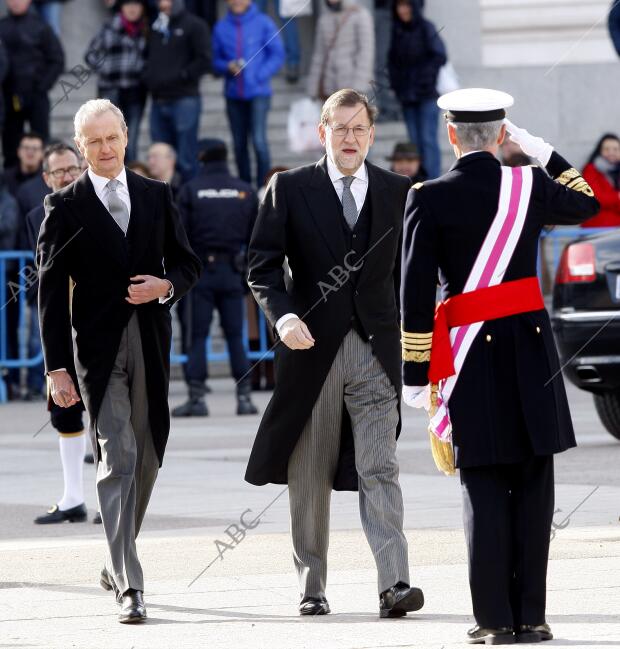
[[247, 89, 423, 618], [0, 0, 64, 166], [144, 0, 210, 181], [37, 99, 201, 623], [400, 88, 600, 645]]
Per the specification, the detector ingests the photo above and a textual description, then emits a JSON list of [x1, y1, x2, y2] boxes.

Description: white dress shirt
[[274, 158, 369, 337], [88, 167, 132, 219]]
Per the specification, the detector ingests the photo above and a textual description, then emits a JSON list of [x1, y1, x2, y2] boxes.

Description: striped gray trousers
[[288, 329, 410, 599]]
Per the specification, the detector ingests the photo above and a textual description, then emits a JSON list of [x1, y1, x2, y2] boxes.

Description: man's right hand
[[49, 370, 81, 408], [279, 317, 315, 350]]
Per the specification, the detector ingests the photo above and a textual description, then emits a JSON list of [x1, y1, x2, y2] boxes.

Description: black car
[[551, 229, 620, 440]]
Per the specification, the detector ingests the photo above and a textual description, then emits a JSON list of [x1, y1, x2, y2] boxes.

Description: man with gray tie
[[246, 89, 424, 617], [37, 99, 201, 623]]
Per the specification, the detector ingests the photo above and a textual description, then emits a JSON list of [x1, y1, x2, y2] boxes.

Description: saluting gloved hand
[[504, 119, 554, 166], [402, 384, 431, 411]]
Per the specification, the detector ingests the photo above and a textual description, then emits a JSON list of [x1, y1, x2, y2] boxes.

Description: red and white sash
[[430, 165, 534, 440]]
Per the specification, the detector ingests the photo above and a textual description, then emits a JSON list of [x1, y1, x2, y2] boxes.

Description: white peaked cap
[[437, 88, 514, 123]]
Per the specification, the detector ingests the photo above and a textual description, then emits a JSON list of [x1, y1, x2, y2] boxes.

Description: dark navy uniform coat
[[400, 151, 600, 469]]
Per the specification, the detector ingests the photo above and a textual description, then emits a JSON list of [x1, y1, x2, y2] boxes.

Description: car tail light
[[556, 242, 596, 284]]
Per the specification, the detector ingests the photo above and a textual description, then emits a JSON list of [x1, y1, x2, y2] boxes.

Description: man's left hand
[[126, 275, 171, 304]]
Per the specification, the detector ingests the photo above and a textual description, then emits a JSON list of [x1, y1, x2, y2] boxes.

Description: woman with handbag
[[388, 0, 446, 179], [306, 0, 375, 101]]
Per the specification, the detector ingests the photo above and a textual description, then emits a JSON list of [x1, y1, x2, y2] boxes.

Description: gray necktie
[[340, 176, 358, 230], [106, 178, 130, 235]]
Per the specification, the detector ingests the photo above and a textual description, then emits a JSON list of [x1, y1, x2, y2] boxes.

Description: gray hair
[[451, 119, 503, 151], [74, 99, 127, 141]]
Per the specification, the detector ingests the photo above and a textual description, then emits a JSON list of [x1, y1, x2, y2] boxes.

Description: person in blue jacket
[[212, 0, 284, 186]]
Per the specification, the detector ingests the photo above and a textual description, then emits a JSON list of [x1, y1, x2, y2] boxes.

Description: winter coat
[[388, 0, 446, 104], [212, 3, 284, 100], [143, 9, 210, 100], [306, 1, 375, 99], [581, 162, 620, 227], [0, 8, 64, 103]]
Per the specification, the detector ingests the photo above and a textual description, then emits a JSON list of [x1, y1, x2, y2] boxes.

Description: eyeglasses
[[328, 125, 372, 138], [48, 166, 82, 179]]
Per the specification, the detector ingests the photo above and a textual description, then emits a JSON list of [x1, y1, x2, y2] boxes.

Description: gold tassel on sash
[[428, 383, 456, 476]]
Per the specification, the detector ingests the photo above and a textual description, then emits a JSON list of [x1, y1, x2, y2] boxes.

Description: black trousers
[[460, 455, 554, 629], [2, 93, 50, 167]]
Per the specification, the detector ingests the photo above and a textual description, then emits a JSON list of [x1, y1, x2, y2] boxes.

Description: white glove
[[504, 119, 554, 167], [402, 384, 431, 411]]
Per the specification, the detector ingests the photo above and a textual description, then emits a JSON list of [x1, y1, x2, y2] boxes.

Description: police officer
[[173, 139, 259, 417], [400, 89, 599, 644]]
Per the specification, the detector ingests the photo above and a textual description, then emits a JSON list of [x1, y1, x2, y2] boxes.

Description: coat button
[[486, 334, 492, 342], [368, 334, 374, 340], [536, 326, 541, 334], [355, 290, 359, 296]]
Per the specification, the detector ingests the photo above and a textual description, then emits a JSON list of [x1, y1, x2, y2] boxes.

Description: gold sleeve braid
[[402, 330, 432, 362], [555, 168, 595, 197]]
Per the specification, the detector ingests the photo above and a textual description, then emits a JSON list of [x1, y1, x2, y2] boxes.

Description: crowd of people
[[1, 0, 620, 405]]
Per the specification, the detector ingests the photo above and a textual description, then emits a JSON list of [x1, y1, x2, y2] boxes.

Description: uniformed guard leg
[[509, 455, 554, 627], [343, 331, 410, 594], [460, 464, 514, 628], [287, 343, 345, 600]]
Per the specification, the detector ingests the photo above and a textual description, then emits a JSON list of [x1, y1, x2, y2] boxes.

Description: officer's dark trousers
[[185, 262, 250, 385], [460, 456, 554, 629]]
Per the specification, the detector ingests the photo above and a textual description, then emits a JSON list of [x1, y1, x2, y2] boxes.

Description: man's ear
[[497, 123, 507, 146], [73, 136, 84, 157], [447, 123, 458, 146], [318, 123, 326, 147]]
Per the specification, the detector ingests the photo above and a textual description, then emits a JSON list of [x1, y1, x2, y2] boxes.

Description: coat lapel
[[300, 156, 348, 266], [64, 170, 128, 269], [357, 161, 393, 287]]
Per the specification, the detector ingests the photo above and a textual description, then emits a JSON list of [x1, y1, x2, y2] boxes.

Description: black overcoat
[[245, 156, 411, 490], [401, 151, 600, 468], [37, 169, 202, 465]]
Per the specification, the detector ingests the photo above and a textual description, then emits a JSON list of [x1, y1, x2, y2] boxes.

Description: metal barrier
[[170, 308, 275, 365], [0, 251, 43, 403]]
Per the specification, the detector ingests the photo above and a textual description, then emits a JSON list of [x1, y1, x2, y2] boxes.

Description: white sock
[[57, 433, 86, 511]]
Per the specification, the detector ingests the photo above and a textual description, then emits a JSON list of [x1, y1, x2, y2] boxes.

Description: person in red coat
[[581, 133, 620, 227]]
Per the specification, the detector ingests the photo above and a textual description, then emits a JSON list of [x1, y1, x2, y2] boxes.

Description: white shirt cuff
[[159, 280, 174, 304], [275, 313, 299, 337], [48, 368, 67, 374]]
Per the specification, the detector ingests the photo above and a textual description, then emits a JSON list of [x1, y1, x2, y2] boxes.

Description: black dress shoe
[[516, 624, 553, 643], [467, 625, 515, 645], [379, 582, 424, 618], [34, 503, 87, 524], [119, 589, 146, 624], [93, 511, 102, 524], [299, 597, 330, 616], [100, 568, 120, 602]]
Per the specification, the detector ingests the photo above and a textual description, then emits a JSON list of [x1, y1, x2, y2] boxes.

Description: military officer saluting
[[400, 88, 599, 645]]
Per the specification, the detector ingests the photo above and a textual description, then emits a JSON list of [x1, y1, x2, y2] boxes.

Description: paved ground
[[0, 378, 619, 648]]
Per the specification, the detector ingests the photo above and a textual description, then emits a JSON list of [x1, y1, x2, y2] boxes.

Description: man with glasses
[[246, 88, 423, 618], [24, 143, 98, 525]]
